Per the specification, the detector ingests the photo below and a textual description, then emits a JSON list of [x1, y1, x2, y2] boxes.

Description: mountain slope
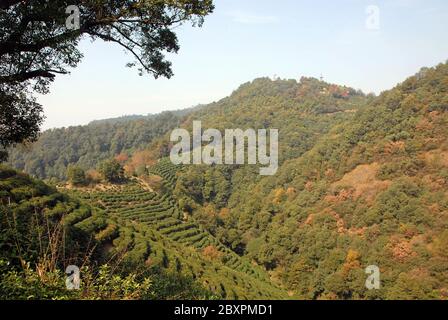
[[173, 63, 448, 299], [184, 77, 370, 162], [68, 160, 287, 299], [3, 63, 448, 300], [0, 164, 287, 299]]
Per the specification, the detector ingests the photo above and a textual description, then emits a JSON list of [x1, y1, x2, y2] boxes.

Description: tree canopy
[[0, 0, 214, 160], [98, 158, 125, 182]]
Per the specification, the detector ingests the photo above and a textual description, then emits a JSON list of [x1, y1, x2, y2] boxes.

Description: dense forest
[[174, 63, 448, 299], [2, 62, 448, 299], [174, 64, 448, 299]]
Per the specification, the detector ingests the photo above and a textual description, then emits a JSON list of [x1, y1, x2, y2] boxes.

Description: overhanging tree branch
[[87, 30, 157, 75], [0, 0, 214, 157], [0, 69, 67, 83]]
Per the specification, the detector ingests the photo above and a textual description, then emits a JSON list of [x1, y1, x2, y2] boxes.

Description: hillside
[[172, 63, 448, 299], [2, 62, 448, 300], [6, 111, 186, 180], [182, 77, 370, 163], [0, 164, 287, 299], [7, 77, 370, 179], [0, 164, 213, 299], [68, 159, 287, 299]]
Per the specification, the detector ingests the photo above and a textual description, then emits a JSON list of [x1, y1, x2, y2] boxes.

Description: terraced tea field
[[76, 182, 268, 278], [67, 159, 287, 299], [146, 157, 183, 190]]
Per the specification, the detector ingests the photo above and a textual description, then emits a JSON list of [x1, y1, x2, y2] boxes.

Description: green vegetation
[[7, 111, 185, 180], [98, 159, 125, 183], [67, 165, 87, 186], [170, 63, 448, 299], [0, 165, 213, 299], [69, 166, 287, 299], [3, 61, 448, 300]]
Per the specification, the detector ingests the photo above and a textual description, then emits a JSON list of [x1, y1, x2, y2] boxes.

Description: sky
[[40, 0, 448, 129]]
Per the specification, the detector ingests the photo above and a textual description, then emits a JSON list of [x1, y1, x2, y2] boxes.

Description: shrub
[[97, 159, 125, 183], [67, 165, 87, 186]]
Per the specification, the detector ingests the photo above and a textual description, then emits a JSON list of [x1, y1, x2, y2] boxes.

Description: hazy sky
[[40, 0, 448, 129]]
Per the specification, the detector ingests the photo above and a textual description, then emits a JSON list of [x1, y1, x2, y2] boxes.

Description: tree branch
[[0, 69, 67, 83], [87, 30, 156, 75]]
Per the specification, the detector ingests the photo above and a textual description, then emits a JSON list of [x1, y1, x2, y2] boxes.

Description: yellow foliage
[[342, 249, 361, 274], [286, 187, 297, 199], [272, 188, 286, 204]]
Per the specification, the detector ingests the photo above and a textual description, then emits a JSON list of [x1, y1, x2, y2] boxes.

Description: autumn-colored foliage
[[342, 249, 361, 275], [86, 169, 102, 183], [115, 153, 129, 164], [202, 245, 223, 261], [125, 150, 156, 176]]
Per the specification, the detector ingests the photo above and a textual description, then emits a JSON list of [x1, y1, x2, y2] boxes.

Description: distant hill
[[7, 77, 369, 180], [7, 110, 185, 180], [88, 114, 150, 125]]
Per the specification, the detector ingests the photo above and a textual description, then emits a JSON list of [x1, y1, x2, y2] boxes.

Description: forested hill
[[7, 111, 185, 180], [7, 76, 370, 180], [88, 105, 206, 126], [173, 62, 448, 299], [183, 77, 370, 162]]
